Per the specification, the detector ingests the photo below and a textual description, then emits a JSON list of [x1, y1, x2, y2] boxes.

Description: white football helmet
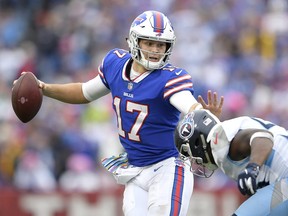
[[127, 11, 176, 70]]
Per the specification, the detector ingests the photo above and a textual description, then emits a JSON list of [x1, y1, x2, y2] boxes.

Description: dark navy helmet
[[175, 109, 219, 177]]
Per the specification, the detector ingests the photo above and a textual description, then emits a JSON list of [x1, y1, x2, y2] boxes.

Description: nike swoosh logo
[[213, 133, 218, 144], [154, 165, 163, 172], [175, 70, 182, 75]]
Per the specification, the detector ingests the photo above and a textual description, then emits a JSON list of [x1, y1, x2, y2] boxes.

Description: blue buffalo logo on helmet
[[132, 13, 147, 27], [178, 112, 195, 141]]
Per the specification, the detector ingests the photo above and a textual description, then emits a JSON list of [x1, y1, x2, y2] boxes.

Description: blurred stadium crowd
[[0, 0, 288, 192]]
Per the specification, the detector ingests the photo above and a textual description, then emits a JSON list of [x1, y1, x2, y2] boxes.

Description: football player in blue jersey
[[175, 109, 288, 216], [17, 11, 223, 216]]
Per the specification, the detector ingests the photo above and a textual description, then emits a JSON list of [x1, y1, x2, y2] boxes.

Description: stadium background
[[0, 0, 287, 215]]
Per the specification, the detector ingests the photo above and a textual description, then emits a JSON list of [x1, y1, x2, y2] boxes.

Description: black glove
[[237, 162, 260, 196]]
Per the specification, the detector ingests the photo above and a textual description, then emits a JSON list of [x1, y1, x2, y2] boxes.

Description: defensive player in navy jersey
[[175, 110, 288, 216], [16, 11, 223, 215]]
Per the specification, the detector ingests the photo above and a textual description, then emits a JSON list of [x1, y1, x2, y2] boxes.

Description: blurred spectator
[[59, 153, 101, 192], [261, 0, 288, 35], [223, 91, 248, 119], [13, 149, 57, 192]]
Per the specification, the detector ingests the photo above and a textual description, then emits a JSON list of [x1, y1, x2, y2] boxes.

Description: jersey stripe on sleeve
[[164, 74, 193, 99]]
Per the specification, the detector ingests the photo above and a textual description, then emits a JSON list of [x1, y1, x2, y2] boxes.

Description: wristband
[[194, 103, 203, 110]]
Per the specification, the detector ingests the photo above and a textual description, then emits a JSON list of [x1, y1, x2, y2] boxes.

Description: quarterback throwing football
[[15, 11, 223, 216]]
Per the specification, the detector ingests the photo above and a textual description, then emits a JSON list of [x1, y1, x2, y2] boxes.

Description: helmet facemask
[[138, 42, 170, 70], [179, 135, 216, 178]]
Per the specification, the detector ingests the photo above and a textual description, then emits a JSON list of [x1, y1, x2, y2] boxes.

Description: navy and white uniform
[[208, 116, 288, 216], [83, 48, 195, 216]]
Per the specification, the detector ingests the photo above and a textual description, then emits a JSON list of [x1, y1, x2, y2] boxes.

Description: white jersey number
[[114, 97, 148, 141]]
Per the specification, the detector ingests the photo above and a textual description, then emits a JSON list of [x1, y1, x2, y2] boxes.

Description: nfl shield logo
[[128, 82, 133, 90]]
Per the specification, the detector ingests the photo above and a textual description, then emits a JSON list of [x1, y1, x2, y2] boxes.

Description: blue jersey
[[98, 48, 194, 166]]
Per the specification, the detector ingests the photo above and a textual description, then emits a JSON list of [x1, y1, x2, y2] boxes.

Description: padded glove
[[237, 162, 260, 196]]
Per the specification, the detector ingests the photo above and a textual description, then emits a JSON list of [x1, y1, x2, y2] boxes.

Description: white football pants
[[122, 157, 194, 216]]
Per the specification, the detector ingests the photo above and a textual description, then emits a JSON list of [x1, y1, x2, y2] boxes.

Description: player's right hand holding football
[[12, 71, 43, 123], [237, 162, 260, 196], [13, 71, 45, 89]]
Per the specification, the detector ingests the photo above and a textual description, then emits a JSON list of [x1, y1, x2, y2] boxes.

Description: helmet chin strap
[[139, 50, 165, 70]]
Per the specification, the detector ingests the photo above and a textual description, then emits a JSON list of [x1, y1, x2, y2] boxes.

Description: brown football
[[11, 72, 43, 123]]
